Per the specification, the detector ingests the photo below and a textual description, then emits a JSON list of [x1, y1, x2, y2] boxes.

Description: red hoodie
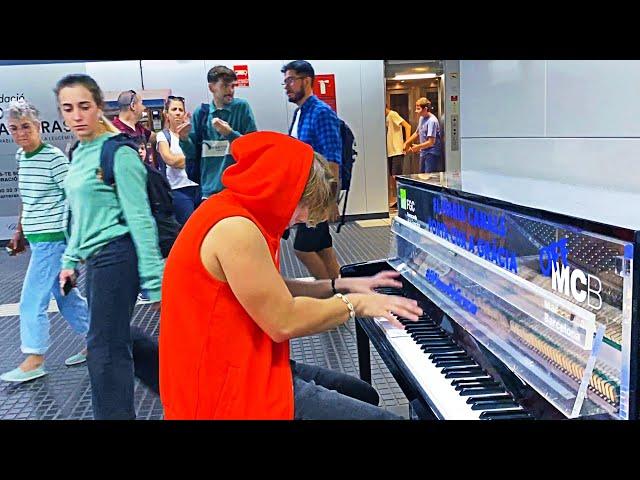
[[159, 131, 314, 419]]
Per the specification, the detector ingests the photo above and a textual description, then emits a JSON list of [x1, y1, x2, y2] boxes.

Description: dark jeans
[[85, 235, 140, 420], [131, 326, 160, 395], [108, 337, 401, 419], [420, 152, 442, 173], [172, 185, 200, 225], [291, 360, 403, 420]]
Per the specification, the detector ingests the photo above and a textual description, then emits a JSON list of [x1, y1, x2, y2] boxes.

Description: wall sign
[[233, 65, 249, 87], [313, 74, 337, 113]]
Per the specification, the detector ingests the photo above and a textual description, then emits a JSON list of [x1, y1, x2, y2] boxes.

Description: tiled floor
[[0, 221, 409, 419]]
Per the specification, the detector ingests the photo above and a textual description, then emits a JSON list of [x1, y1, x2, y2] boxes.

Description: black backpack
[[185, 103, 211, 184], [69, 133, 181, 258], [336, 119, 357, 233]]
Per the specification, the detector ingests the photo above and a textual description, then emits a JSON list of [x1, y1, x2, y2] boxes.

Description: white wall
[[459, 60, 640, 194], [85, 60, 142, 93]]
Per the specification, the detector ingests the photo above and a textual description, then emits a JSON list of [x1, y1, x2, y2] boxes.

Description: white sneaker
[[137, 292, 150, 302]]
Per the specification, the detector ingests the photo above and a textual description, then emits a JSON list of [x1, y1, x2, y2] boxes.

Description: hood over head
[[223, 131, 314, 238]]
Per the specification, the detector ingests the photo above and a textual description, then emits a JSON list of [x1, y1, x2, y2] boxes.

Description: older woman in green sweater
[[0, 100, 89, 384]]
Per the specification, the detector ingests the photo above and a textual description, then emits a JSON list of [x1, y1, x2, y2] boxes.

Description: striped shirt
[[17, 143, 69, 242]]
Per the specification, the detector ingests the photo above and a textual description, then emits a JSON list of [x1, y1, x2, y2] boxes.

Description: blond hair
[[97, 114, 121, 135], [300, 152, 337, 227]]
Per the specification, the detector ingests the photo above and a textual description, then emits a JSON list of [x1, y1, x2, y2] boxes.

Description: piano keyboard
[[374, 287, 533, 420]]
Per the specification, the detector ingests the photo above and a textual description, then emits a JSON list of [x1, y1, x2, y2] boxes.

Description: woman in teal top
[[55, 74, 164, 420]]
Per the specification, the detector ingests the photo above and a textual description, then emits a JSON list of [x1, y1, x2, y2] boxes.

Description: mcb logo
[[539, 238, 602, 310]]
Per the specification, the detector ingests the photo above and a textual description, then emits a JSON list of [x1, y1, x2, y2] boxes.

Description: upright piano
[[342, 173, 640, 420]]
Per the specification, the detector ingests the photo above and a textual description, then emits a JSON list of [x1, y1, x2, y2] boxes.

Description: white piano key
[[374, 316, 525, 419]]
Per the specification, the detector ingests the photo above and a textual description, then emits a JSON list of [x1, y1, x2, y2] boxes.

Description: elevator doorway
[[384, 60, 445, 214]]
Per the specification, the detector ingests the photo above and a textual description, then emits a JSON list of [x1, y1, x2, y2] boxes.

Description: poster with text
[[0, 63, 86, 239]]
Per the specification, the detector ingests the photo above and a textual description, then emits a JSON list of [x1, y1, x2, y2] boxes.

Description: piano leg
[[356, 319, 372, 385]]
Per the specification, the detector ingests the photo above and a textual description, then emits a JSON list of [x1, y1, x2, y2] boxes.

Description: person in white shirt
[[385, 106, 411, 208], [156, 96, 200, 225]]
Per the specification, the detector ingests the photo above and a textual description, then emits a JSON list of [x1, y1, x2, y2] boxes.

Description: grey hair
[[7, 100, 41, 124]]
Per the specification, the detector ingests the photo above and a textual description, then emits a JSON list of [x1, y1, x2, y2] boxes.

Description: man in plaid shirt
[[282, 60, 342, 280]]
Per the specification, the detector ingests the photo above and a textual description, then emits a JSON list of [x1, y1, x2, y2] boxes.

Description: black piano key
[[421, 346, 464, 354], [411, 332, 448, 339], [413, 336, 449, 343], [376, 288, 404, 295], [413, 336, 453, 342], [415, 340, 456, 347], [408, 329, 441, 335], [439, 364, 481, 372], [466, 394, 512, 405], [405, 325, 440, 332], [414, 338, 451, 345], [459, 386, 506, 396], [480, 410, 533, 420], [444, 368, 486, 379], [471, 399, 520, 411], [411, 331, 447, 337], [441, 366, 483, 375], [434, 359, 478, 368], [429, 353, 469, 361], [451, 378, 495, 386], [453, 380, 500, 390]]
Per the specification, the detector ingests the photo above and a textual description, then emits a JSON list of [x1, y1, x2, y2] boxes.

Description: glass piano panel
[[390, 179, 635, 419]]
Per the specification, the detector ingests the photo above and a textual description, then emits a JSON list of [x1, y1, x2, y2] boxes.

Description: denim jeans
[[20, 240, 89, 355], [420, 152, 442, 173], [172, 185, 199, 225], [85, 235, 140, 420], [291, 360, 403, 420]]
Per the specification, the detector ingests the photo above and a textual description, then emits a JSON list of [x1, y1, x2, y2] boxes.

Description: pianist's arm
[[200, 216, 422, 342], [284, 271, 404, 298]]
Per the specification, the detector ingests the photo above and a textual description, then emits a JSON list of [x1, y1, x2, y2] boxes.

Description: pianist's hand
[[341, 270, 403, 294], [350, 293, 422, 328]]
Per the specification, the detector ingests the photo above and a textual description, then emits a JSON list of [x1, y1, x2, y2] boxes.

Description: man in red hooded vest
[[159, 131, 422, 419]]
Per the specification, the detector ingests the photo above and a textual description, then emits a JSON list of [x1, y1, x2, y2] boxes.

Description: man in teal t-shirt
[[178, 65, 257, 200]]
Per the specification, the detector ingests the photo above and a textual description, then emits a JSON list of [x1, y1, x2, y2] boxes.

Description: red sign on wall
[[313, 74, 337, 113], [233, 65, 249, 87]]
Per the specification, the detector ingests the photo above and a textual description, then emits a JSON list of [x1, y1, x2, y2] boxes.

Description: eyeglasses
[[128, 90, 139, 109], [167, 95, 185, 102], [282, 76, 307, 86]]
